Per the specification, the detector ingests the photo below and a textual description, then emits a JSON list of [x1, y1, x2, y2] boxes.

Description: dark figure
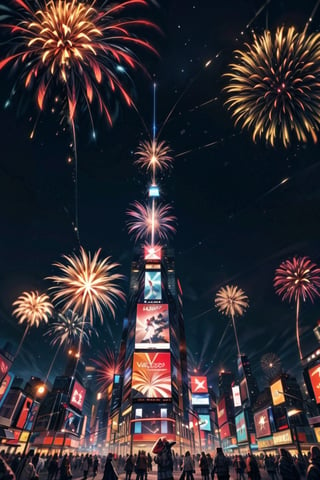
[[246, 454, 261, 480], [0, 455, 15, 480], [199, 452, 209, 480], [83, 456, 89, 480], [47, 455, 59, 480], [124, 455, 134, 480], [307, 446, 320, 480], [102, 454, 117, 480], [153, 437, 176, 480], [147, 454, 152, 473], [233, 455, 246, 480], [181, 451, 194, 480], [264, 455, 278, 480], [279, 449, 300, 480], [213, 448, 229, 480], [60, 456, 72, 480], [135, 451, 147, 480], [92, 457, 99, 478]]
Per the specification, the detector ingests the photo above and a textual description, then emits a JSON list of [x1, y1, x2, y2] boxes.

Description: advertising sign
[[240, 378, 248, 403], [235, 411, 248, 443], [217, 397, 228, 427], [308, 364, 320, 404], [144, 245, 162, 261], [199, 414, 211, 431], [0, 373, 14, 408], [144, 271, 162, 301], [232, 385, 242, 407], [273, 429, 292, 445], [70, 381, 86, 411], [16, 396, 33, 429], [24, 401, 40, 431], [220, 423, 231, 439], [191, 394, 209, 406], [63, 409, 82, 435], [271, 379, 285, 406], [0, 354, 11, 384], [135, 304, 170, 349], [132, 352, 171, 400], [190, 376, 208, 394], [254, 408, 271, 438]]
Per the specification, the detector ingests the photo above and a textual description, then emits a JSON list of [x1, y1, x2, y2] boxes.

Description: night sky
[[1, 0, 320, 392]]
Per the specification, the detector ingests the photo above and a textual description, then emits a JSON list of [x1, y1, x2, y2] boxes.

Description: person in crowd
[[60, 456, 72, 480], [147, 454, 152, 473], [213, 448, 229, 480], [181, 451, 194, 480], [233, 455, 246, 480], [92, 457, 99, 478], [47, 454, 59, 480], [82, 455, 90, 480], [135, 451, 147, 480], [102, 454, 117, 480], [205, 454, 213, 479], [307, 446, 320, 480], [246, 453, 261, 480], [16, 452, 37, 480], [124, 455, 134, 480], [264, 455, 278, 480], [278, 448, 300, 480], [153, 437, 175, 480], [0, 454, 15, 480], [199, 452, 209, 480]]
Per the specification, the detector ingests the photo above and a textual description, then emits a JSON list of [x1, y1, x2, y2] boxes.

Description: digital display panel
[[240, 378, 248, 403], [254, 408, 271, 438], [235, 411, 248, 443], [271, 379, 285, 406], [220, 423, 230, 439], [199, 414, 211, 431], [308, 364, 320, 404], [217, 397, 228, 427], [0, 373, 14, 408], [24, 401, 40, 431], [0, 354, 11, 383], [144, 245, 162, 261], [132, 352, 171, 400], [144, 271, 162, 301], [190, 376, 208, 394], [135, 304, 169, 349], [16, 396, 33, 429], [191, 394, 209, 406], [63, 409, 82, 435], [70, 381, 86, 411], [232, 385, 242, 407]]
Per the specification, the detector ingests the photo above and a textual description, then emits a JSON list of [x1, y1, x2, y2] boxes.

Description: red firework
[[92, 348, 122, 392], [127, 200, 176, 243]]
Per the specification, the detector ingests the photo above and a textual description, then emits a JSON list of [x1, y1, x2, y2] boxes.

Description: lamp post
[[287, 409, 303, 458]]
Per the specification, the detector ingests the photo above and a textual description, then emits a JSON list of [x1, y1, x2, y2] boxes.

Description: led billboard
[[24, 401, 40, 431], [270, 379, 285, 406], [240, 378, 248, 403], [220, 423, 231, 439], [70, 381, 86, 411], [308, 364, 320, 404], [132, 352, 171, 400], [0, 354, 11, 384], [235, 411, 248, 443], [191, 394, 209, 406], [232, 385, 242, 407], [199, 414, 211, 431], [144, 271, 162, 301], [0, 373, 14, 408], [144, 245, 162, 261], [16, 396, 33, 429], [254, 408, 271, 438], [217, 397, 228, 427], [190, 376, 208, 394], [63, 409, 82, 435], [135, 304, 170, 349]]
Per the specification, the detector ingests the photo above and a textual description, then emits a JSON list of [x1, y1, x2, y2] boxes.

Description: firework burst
[[127, 200, 176, 243], [135, 139, 173, 183], [91, 348, 122, 392], [274, 256, 320, 359], [44, 310, 93, 347], [260, 352, 282, 380], [13, 290, 53, 327], [48, 247, 125, 325], [0, 0, 157, 127], [224, 26, 320, 148]]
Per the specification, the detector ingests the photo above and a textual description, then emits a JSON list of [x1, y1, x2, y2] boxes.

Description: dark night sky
[[1, 0, 320, 391]]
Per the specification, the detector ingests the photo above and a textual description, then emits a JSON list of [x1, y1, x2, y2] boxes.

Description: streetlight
[[287, 408, 303, 458]]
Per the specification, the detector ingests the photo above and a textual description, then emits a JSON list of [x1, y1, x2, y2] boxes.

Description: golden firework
[[13, 290, 53, 327], [48, 247, 125, 324], [224, 27, 320, 148], [135, 139, 172, 182], [215, 285, 248, 318]]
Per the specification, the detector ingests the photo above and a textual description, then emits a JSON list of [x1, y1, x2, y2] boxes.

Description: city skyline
[[1, 0, 320, 391]]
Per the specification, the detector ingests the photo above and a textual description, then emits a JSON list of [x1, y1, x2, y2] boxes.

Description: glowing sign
[[63, 409, 82, 435], [220, 423, 230, 439], [144, 271, 162, 301], [191, 394, 209, 406], [24, 401, 40, 431], [132, 352, 171, 400], [0, 354, 10, 380], [144, 245, 162, 261], [235, 411, 248, 443], [70, 381, 86, 411], [0, 373, 14, 407], [270, 379, 285, 406], [254, 408, 271, 438], [190, 376, 208, 394], [135, 304, 169, 349], [232, 385, 242, 407], [199, 414, 211, 431], [217, 397, 228, 427], [308, 364, 320, 404], [149, 185, 160, 197], [16, 396, 33, 429]]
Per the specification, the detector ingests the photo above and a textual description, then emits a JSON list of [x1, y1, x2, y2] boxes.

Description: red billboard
[[254, 408, 271, 438], [16, 396, 33, 429], [0, 373, 14, 407], [135, 304, 170, 349], [217, 397, 228, 427], [70, 381, 86, 411], [220, 423, 231, 439], [132, 352, 171, 399], [0, 354, 11, 383], [190, 376, 208, 394], [308, 364, 320, 404], [144, 245, 162, 261]]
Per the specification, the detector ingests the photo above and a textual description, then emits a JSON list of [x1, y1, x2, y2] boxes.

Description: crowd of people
[[0, 443, 320, 480]]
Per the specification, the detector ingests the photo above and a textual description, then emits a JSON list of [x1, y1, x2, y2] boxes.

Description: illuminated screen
[[220, 423, 230, 439], [135, 304, 169, 349], [63, 409, 82, 435], [235, 411, 248, 443], [199, 414, 211, 431], [70, 381, 86, 410], [24, 402, 40, 431], [217, 397, 228, 427], [232, 385, 242, 407], [132, 352, 171, 399], [0, 373, 14, 408], [240, 378, 248, 403], [254, 408, 271, 438], [0, 354, 11, 383], [16, 396, 33, 429], [190, 376, 208, 394], [308, 364, 320, 404], [144, 271, 162, 301], [191, 394, 209, 406], [144, 245, 162, 261], [271, 379, 285, 406]]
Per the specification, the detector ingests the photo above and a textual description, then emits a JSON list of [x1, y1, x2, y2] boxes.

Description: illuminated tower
[[108, 86, 192, 454]]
